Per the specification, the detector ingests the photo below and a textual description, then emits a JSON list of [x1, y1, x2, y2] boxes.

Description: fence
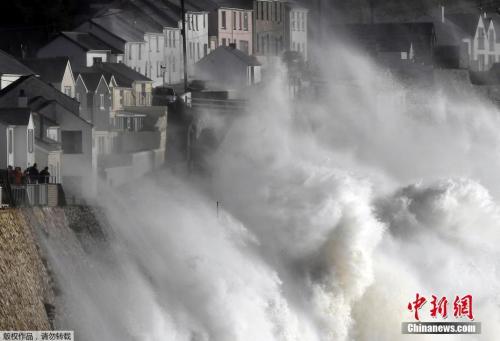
[[10, 183, 59, 207]]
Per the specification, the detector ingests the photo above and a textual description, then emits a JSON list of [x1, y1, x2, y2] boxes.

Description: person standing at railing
[[13, 167, 23, 185], [26, 163, 39, 184], [39, 167, 50, 184], [7, 166, 14, 184]]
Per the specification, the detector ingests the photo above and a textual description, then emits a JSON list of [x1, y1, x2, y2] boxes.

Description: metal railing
[[11, 183, 59, 207]]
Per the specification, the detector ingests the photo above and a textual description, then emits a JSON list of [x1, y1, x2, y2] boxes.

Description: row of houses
[[333, 6, 500, 72], [0, 49, 167, 204], [32, 0, 308, 87]]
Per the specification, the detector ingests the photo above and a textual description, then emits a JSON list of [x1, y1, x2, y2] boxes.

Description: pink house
[[208, 5, 253, 55]]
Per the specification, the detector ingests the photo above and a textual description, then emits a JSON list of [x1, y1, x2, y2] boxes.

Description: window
[[119, 90, 124, 105], [76, 93, 80, 102], [28, 129, 33, 153], [47, 127, 59, 141], [222, 11, 226, 29], [203, 14, 206, 28], [292, 12, 296, 31], [139, 44, 142, 59], [173, 32, 176, 47], [478, 28, 485, 50], [64, 86, 72, 96], [239, 12, 242, 30], [98, 136, 105, 154], [222, 38, 226, 46], [204, 43, 208, 56], [8, 129, 13, 154], [196, 15, 199, 31], [259, 2, 263, 20], [244, 13, 249, 31], [197, 42, 200, 60], [129, 45, 132, 59], [172, 56, 176, 72], [156, 36, 160, 52], [233, 11, 236, 30], [489, 54, 495, 66], [157, 61, 160, 77], [100, 94, 104, 109], [61, 131, 83, 154], [275, 2, 278, 21], [240, 40, 249, 54], [93, 57, 102, 64]]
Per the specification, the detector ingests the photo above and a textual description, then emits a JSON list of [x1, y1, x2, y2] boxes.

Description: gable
[[76, 75, 89, 92], [96, 76, 110, 94]]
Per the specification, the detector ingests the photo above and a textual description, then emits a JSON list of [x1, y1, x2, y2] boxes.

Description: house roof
[[0, 49, 35, 76], [61, 31, 121, 53], [485, 14, 500, 43], [0, 108, 31, 125], [128, 0, 179, 27], [210, 0, 253, 10], [89, 62, 152, 87], [22, 57, 69, 84], [342, 23, 435, 53], [198, 46, 261, 67], [0, 75, 81, 119], [77, 72, 104, 91], [90, 12, 146, 42], [446, 13, 480, 37]]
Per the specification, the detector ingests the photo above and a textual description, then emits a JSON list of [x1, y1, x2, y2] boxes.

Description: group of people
[[7, 163, 51, 185]]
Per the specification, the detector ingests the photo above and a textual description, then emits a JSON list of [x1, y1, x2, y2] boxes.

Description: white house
[[0, 75, 95, 199], [446, 11, 500, 71], [286, 4, 309, 61], [0, 107, 35, 169]]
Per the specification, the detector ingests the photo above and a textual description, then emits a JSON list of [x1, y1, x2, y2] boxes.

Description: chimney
[[18, 89, 28, 108], [441, 5, 445, 23], [229, 43, 237, 49]]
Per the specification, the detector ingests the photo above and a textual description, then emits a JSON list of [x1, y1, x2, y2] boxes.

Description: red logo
[[407, 294, 474, 321]]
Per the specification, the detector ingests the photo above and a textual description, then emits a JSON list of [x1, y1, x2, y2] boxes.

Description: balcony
[[0, 171, 62, 207], [134, 92, 152, 106]]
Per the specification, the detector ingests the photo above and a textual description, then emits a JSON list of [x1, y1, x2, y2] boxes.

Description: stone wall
[[0, 206, 107, 330], [0, 209, 53, 330]]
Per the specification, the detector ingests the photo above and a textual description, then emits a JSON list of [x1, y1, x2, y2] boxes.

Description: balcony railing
[[10, 183, 60, 207], [134, 92, 152, 106]]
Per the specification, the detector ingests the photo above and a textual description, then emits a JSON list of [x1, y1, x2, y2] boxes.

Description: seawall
[[0, 206, 106, 330]]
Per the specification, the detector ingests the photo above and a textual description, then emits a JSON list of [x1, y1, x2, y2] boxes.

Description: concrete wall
[[115, 131, 161, 153]]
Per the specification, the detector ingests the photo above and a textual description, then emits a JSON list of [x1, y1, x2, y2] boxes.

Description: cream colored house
[[23, 57, 76, 98]]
